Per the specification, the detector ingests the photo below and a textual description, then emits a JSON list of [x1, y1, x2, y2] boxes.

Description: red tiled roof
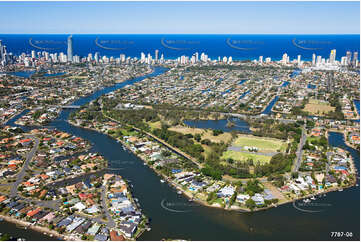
[[27, 208, 41, 217], [110, 231, 125, 241], [0, 196, 7, 203], [20, 139, 32, 143]]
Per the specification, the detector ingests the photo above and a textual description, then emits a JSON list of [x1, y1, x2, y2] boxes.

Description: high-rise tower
[[329, 49, 336, 64], [352, 52, 358, 67], [155, 49, 159, 62], [312, 53, 316, 66], [67, 35, 73, 62], [346, 51, 352, 65]]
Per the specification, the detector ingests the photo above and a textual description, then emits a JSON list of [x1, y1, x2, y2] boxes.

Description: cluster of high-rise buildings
[[140, 50, 165, 64], [0, 40, 16, 66], [256, 49, 359, 69], [310, 49, 359, 67], [174, 52, 232, 65], [139, 50, 232, 65]]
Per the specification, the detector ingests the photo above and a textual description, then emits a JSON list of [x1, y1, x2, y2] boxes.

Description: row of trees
[[251, 119, 302, 140], [253, 153, 295, 177], [152, 125, 205, 162]]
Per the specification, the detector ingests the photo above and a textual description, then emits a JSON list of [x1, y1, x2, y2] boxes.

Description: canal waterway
[[3, 67, 360, 241]]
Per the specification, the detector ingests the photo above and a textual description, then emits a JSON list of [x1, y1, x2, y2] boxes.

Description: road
[[292, 125, 307, 172], [100, 185, 116, 228], [10, 135, 40, 197]]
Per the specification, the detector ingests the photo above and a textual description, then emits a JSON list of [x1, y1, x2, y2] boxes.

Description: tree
[[194, 134, 201, 142], [245, 179, 264, 194], [227, 158, 234, 164], [229, 192, 237, 206], [212, 130, 224, 136], [206, 192, 217, 202], [161, 150, 172, 157], [245, 198, 256, 210]]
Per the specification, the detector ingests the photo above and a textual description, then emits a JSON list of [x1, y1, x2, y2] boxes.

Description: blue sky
[[0, 1, 359, 34]]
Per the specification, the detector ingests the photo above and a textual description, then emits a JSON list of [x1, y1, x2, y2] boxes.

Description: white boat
[[160, 179, 165, 183], [338, 188, 343, 192], [177, 191, 182, 195], [303, 199, 311, 203], [310, 196, 316, 200]]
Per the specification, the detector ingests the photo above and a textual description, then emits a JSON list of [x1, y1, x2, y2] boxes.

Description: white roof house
[[217, 186, 235, 197], [251, 193, 264, 205], [236, 194, 250, 203], [73, 202, 86, 212]]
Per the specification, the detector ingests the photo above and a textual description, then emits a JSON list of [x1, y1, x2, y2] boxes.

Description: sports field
[[302, 99, 335, 115], [221, 134, 287, 164], [232, 135, 287, 152], [221, 150, 272, 164]]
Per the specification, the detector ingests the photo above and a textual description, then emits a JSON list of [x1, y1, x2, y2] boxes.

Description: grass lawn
[[302, 99, 335, 115], [201, 145, 213, 159], [307, 136, 321, 143], [116, 128, 138, 137], [0, 185, 11, 194], [222, 150, 272, 164], [148, 121, 162, 130], [232, 135, 287, 152], [202, 131, 233, 144], [169, 126, 233, 144], [169, 126, 203, 135]]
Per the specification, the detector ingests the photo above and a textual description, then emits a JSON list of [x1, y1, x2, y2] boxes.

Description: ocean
[[0, 34, 359, 61]]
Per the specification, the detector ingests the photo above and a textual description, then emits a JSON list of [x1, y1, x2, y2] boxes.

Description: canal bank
[[2, 67, 360, 241]]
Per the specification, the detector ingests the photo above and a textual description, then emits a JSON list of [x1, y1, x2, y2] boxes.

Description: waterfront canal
[[3, 67, 360, 240]]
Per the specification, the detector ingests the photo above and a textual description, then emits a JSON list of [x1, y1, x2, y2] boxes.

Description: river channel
[[3, 67, 360, 241]]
